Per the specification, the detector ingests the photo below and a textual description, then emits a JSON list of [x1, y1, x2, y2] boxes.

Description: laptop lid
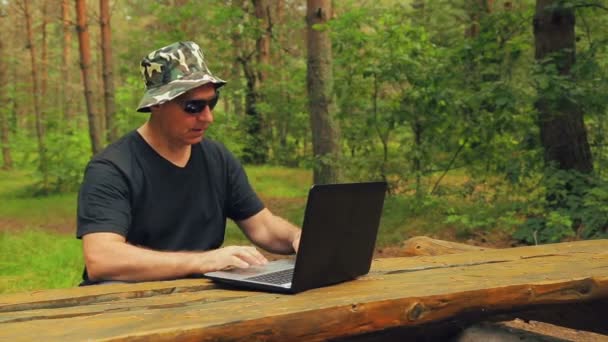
[[205, 181, 387, 293], [290, 181, 387, 292]]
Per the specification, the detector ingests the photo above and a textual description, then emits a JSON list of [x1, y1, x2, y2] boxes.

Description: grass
[[0, 166, 522, 294], [0, 229, 83, 293], [246, 165, 312, 198], [0, 170, 77, 226]]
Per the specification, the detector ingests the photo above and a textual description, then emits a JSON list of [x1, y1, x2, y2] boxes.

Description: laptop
[[204, 181, 387, 294]]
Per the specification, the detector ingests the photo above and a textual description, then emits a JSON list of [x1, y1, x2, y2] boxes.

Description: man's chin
[[188, 136, 204, 145], [185, 129, 207, 143]]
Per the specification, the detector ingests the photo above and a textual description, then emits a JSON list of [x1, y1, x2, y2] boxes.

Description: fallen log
[[401, 235, 493, 256]]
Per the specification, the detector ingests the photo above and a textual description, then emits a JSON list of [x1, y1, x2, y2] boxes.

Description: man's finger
[[236, 247, 267, 265], [230, 255, 250, 268]]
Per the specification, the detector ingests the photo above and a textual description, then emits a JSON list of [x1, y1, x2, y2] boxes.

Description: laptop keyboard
[[244, 268, 294, 285]]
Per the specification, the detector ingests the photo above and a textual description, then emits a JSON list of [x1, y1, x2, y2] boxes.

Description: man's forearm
[[85, 240, 213, 282], [266, 215, 301, 254], [239, 209, 302, 255]]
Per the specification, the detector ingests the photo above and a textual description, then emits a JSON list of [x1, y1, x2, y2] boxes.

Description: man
[[77, 41, 301, 285]]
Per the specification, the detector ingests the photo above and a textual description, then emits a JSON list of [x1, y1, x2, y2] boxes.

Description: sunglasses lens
[[182, 92, 220, 114], [209, 95, 219, 110], [183, 102, 203, 114]]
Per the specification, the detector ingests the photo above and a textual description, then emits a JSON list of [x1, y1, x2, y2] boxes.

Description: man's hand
[[292, 230, 301, 253], [206, 246, 268, 270]]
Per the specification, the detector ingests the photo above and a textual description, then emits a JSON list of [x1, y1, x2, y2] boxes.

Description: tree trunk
[[62, 0, 73, 121], [232, 0, 269, 164], [239, 54, 268, 164], [274, 0, 291, 157], [253, 0, 270, 83], [0, 107, 11, 170], [306, 0, 340, 184], [232, 1, 265, 164], [0, 22, 13, 170], [412, 119, 423, 196], [40, 0, 49, 102], [228, 0, 245, 116], [533, 0, 592, 173], [23, 0, 49, 188], [76, 0, 103, 155], [230, 33, 244, 116], [465, 0, 493, 38], [100, 0, 117, 142], [276, 0, 284, 25], [372, 74, 389, 184]]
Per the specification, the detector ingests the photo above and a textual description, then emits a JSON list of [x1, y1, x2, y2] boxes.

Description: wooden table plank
[[0, 279, 216, 313], [2, 239, 604, 312], [0, 289, 256, 324], [0, 240, 606, 341]]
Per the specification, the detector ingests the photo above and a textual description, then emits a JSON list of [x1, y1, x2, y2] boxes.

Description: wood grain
[[0, 240, 606, 341]]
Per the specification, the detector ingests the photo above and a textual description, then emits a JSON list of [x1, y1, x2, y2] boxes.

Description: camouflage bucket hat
[[136, 41, 226, 112]]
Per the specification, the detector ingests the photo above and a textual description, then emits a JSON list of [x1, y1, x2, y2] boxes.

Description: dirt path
[[0, 218, 76, 235]]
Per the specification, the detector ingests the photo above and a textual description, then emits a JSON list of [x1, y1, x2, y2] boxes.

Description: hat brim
[[136, 72, 226, 112]]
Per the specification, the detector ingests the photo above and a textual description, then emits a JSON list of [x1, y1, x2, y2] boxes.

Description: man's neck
[[137, 122, 191, 167]]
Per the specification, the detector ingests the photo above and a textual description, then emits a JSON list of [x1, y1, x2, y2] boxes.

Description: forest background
[[1, 0, 608, 293]]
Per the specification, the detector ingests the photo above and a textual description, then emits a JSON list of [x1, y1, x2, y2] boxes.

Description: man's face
[[153, 84, 218, 147]]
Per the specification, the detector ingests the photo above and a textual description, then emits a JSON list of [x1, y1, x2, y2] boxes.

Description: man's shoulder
[[197, 139, 244, 173], [89, 131, 140, 170], [200, 138, 226, 151], [199, 138, 234, 159]]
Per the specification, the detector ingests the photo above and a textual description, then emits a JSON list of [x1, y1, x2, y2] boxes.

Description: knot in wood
[[575, 280, 593, 296], [406, 302, 427, 321]]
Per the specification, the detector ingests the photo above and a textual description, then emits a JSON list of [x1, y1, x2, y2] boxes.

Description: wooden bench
[[1, 239, 607, 341]]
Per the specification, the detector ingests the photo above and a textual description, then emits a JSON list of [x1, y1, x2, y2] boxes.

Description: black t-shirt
[[77, 131, 264, 282]]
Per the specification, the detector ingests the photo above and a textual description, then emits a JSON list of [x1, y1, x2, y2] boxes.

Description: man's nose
[[196, 106, 214, 123]]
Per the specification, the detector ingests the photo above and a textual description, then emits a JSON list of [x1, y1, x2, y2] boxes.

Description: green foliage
[[331, 6, 456, 188], [42, 128, 91, 194], [514, 211, 574, 244], [206, 109, 246, 158], [515, 169, 608, 244], [2, 120, 89, 195], [444, 200, 521, 240], [114, 75, 148, 136], [259, 63, 310, 167], [374, 195, 441, 246], [580, 185, 608, 238], [450, 5, 537, 182]]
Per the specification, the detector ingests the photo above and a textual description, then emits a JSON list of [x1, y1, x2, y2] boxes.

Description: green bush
[[43, 128, 91, 193], [515, 169, 608, 244]]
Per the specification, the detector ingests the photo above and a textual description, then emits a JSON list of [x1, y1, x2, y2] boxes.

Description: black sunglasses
[[181, 91, 220, 114]]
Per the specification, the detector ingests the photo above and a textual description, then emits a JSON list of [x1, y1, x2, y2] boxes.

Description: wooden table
[[1, 239, 607, 341]]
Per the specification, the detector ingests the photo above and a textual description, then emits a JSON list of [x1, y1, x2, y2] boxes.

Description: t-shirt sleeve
[[77, 160, 132, 238], [222, 147, 264, 221]]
